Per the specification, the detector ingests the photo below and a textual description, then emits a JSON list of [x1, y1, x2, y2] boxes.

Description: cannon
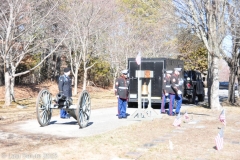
[[36, 89, 91, 128]]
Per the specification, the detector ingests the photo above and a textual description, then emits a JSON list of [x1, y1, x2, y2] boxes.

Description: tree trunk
[[0, 72, 4, 86], [238, 71, 240, 99], [207, 54, 221, 110], [10, 77, 15, 102], [112, 76, 116, 90], [0, 63, 4, 86], [73, 69, 79, 95], [113, 72, 118, 91], [83, 68, 88, 90], [228, 67, 236, 103], [4, 72, 11, 106]]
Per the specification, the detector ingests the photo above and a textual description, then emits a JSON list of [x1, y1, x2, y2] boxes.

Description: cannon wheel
[[36, 89, 52, 127], [76, 90, 91, 128]]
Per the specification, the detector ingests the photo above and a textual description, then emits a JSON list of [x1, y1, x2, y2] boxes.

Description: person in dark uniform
[[161, 70, 172, 113], [168, 72, 176, 116], [169, 68, 182, 116], [115, 69, 128, 119], [173, 68, 183, 115], [58, 67, 72, 119]]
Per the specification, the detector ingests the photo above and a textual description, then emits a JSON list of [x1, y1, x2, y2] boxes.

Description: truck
[[127, 58, 184, 107], [183, 70, 205, 104]]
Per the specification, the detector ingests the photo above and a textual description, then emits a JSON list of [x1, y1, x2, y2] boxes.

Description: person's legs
[[126, 99, 130, 116], [118, 98, 124, 118], [60, 109, 67, 118], [122, 99, 127, 118], [175, 94, 182, 114], [169, 94, 175, 116], [117, 97, 120, 116], [161, 93, 166, 113], [59, 96, 71, 118]]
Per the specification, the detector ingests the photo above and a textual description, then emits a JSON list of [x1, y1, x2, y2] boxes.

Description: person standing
[[115, 70, 129, 119], [174, 68, 183, 115], [168, 71, 177, 116], [170, 68, 183, 115], [58, 67, 72, 119], [161, 70, 172, 113]]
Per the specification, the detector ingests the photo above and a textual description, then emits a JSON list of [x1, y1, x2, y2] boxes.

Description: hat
[[121, 69, 128, 74], [174, 68, 182, 72], [64, 67, 70, 73], [165, 70, 173, 74]]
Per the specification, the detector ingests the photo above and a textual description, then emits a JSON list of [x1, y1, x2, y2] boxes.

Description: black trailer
[[127, 58, 184, 107]]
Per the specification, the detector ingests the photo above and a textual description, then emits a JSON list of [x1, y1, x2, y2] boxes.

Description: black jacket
[[115, 76, 128, 99], [58, 75, 72, 97], [170, 74, 179, 94], [163, 76, 171, 94]]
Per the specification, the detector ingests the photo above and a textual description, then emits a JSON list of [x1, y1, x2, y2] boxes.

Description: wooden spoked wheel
[[76, 90, 91, 128], [36, 89, 52, 127]]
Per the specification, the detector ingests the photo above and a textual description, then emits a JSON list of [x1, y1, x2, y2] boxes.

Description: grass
[[1, 83, 240, 159], [1, 97, 240, 159], [55, 104, 240, 160]]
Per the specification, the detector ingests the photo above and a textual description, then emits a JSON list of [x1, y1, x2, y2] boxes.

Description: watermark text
[[1, 152, 58, 159]]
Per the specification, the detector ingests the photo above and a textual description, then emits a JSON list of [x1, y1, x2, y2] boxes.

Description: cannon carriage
[[36, 89, 91, 128]]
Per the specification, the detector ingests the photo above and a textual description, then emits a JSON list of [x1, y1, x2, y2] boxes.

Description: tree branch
[[13, 33, 68, 77]]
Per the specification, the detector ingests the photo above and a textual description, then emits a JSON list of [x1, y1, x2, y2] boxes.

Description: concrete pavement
[[8, 102, 197, 138], [16, 107, 140, 138]]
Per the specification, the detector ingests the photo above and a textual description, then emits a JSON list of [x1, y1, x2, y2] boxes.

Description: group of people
[[57, 67, 182, 119], [114, 68, 183, 119], [58, 67, 130, 119], [161, 68, 183, 116]]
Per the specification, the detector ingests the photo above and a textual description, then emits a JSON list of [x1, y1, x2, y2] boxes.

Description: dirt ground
[[0, 82, 240, 160]]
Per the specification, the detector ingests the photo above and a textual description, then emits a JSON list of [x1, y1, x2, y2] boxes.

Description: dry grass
[[28, 105, 240, 160], [1, 82, 240, 159]]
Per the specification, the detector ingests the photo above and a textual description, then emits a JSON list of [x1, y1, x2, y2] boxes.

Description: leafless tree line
[[0, 0, 177, 106], [2, 0, 239, 109]]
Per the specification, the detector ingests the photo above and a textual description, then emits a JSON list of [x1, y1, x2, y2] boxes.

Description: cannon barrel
[[56, 93, 67, 107], [57, 93, 67, 101], [56, 93, 73, 107]]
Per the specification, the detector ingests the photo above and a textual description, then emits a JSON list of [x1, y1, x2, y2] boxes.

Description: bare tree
[[104, 0, 179, 89], [220, 0, 240, 104], [61, 0, 117, 94], [171, 0, 229, 110], [0, 0, 66, 106], [106, 22, 135, 90]]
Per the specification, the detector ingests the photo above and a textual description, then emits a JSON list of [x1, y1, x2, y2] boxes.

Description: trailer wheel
[[36, 89, 52, 127]]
